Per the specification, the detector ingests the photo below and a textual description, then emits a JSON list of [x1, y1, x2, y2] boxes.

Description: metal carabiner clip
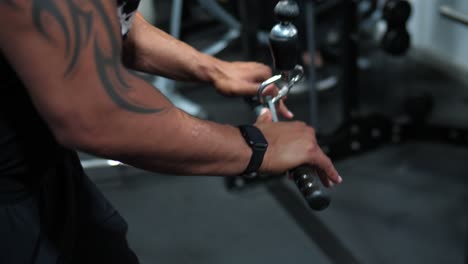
[[257, 65, 305, 106]]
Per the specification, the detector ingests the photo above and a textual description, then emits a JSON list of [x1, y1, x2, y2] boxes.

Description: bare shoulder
[[0, 0, 120, 61], [0, 0, 162, 114]]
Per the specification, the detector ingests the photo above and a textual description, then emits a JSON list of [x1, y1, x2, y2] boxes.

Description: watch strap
[[238, 125, 268, 176]]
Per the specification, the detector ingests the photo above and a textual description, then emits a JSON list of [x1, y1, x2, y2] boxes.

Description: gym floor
[[82, 24, 468, 264]]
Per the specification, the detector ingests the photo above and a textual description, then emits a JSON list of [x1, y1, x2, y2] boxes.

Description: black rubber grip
[[269, 34, 299, 71], [291, 165, 330, 210]]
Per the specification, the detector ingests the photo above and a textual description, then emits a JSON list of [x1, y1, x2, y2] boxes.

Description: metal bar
[[341, 0, 360, 121], [170, 0, 183, 38], [305, 1, 320, 128], [237, 0, 261, 60], [200, 29, 240, 55], [197, 0, 241, 29], [267, 96, 279, 122], [440, 6, 468, 27]]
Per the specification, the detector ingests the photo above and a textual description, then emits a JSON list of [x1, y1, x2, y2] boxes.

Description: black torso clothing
[[0, 54, 53, 200], [0, 1, 140, 263]]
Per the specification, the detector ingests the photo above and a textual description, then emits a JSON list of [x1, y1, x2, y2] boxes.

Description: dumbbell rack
[[320, 1, 468, 161], [230, 0, 468, 186], [232, 1, 468, 262]]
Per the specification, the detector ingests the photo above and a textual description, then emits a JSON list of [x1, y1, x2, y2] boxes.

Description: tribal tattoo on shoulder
[[2, 0, 163, 114]]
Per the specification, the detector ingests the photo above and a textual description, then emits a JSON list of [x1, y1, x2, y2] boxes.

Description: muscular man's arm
[[0, 0, 341, 184], [122, 12, 220, 82], [0, 0, 251, 176], [122, 13, 277, 98]]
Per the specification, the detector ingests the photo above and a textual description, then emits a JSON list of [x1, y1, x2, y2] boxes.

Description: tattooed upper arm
[[0, 0, 163, 114]]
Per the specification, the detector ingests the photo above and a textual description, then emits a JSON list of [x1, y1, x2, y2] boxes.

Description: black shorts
[[0, 174, 140, 264]]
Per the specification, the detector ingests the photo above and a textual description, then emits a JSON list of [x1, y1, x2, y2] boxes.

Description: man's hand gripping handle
[[256, 0, 331, 210]]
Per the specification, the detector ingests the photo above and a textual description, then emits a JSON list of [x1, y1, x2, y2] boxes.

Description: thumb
[[255, 108, 273, 124]]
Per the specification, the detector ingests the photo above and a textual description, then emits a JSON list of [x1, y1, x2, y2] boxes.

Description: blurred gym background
[[80, 0, 468, 263]]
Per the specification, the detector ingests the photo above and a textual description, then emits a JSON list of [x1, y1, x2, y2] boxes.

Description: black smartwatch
[[238, 125, 268, 176]]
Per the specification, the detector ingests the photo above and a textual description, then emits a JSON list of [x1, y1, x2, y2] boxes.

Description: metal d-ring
[[257, 74, 282, 105], [289, 65, 304, 84], [257, 65, 305, 106]]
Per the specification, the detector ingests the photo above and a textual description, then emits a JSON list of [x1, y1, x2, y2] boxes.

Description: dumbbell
[[383, 0, 411, 27], [381, 28, 410, 56], [381, 0, 412, 56]]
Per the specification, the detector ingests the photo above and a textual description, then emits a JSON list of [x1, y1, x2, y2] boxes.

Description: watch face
[[242, 125, 268, 150]]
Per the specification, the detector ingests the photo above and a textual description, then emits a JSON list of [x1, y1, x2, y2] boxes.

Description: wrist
[[194, 53, 225, 84]]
